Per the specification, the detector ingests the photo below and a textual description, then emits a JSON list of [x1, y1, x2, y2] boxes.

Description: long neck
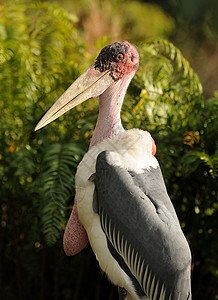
[[90, 73, 134, 148]]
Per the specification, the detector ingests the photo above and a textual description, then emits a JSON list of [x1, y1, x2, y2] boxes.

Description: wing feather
[[94, 151, 192, 300], [153, 280, 159, 300], [142, 264, 149, 293]]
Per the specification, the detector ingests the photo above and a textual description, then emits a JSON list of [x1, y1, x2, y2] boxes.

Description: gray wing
[[93, 151, 192, 300]]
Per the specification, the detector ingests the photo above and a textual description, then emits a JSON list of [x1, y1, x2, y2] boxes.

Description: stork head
[[35, 41, 139, 131], [94, 41, 139, 81]]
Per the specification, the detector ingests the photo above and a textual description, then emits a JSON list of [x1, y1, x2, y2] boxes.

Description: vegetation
[[0, 1, 217, 300]]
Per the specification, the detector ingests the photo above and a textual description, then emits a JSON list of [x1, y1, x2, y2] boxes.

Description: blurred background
[[0, 0, 217, 299]]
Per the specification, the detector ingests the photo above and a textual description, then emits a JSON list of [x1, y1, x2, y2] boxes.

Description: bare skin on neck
[[63, 75, 135, 255], [62, 42, 140, 255]]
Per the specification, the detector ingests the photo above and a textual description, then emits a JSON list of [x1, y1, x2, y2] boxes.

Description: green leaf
[[37, 142, 84, 246]]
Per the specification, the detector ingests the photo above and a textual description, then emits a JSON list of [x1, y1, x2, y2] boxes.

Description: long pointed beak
[[34, 64, 114, 131]]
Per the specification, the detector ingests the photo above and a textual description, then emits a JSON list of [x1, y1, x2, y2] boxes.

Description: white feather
[[76, 129, 157, 300]]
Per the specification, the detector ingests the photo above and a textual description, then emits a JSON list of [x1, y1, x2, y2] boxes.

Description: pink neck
[[90, 72, 135, 148]]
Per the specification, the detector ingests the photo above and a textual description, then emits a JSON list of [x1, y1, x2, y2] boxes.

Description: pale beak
[[34, 64, 114, 131]]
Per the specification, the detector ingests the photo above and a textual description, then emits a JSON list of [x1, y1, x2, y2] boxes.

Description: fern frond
[[182, 150, 218, 178], [39, 142, 84, 246], [145, 38, 203, 96], [127, 39, 205, 131]]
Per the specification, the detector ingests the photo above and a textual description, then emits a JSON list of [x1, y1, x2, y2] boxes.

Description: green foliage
[[124, 39, 204, 132], [38, 143, 85, 246], [145, 39, 203, 96], [119, 1, 175, 42], [182, 150, 218, 178], [0, 0, 87, 246], [0, 2, 217, 300]]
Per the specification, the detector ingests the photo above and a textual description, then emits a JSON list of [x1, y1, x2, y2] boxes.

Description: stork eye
[[116, 53, 124, 61]]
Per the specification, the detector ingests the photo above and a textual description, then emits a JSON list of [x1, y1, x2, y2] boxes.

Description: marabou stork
[[35, 41, 192, 300]]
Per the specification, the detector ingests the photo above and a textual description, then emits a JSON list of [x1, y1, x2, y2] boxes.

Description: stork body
[[76, 129, 191, 300], [35, 41, 192, 300]]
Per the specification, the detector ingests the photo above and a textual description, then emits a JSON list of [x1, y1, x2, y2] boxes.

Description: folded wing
[[94, 151, 192, 300]]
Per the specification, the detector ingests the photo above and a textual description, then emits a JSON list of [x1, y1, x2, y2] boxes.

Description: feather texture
[[76, 129, 192, 300]]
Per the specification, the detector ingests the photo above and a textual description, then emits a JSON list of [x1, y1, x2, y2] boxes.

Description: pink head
[[94, 41, 139, 81], [34, 41, 139, 131]]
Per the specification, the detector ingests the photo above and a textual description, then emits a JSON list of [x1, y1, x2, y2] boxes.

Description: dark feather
[[94, 151, 192, 300]]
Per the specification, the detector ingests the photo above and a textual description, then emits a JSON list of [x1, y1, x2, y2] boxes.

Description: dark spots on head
[[94, 42, 128, 79], [94, 42, 140, 81]]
